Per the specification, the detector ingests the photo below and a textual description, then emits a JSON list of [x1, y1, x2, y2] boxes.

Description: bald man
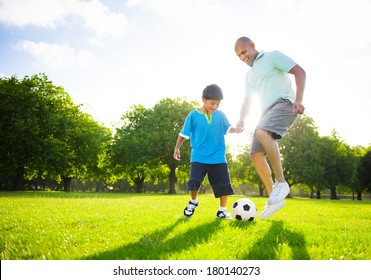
[[235, 36, 306, 219]]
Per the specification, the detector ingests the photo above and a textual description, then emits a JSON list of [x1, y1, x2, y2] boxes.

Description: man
[[235, 36, 306, 219]]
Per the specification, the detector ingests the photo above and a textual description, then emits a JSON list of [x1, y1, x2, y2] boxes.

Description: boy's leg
[[183, 163, 205, 217], [184, 187, 199, 217], [190, 189, 198, 201], [216, 195, 232, 219], [207, 164, 234, 219], [219, 195, 228, 208]]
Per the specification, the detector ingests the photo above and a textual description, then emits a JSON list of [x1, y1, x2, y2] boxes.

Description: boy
[[234, 36, 306, 219], [173, 84, 237, 219]]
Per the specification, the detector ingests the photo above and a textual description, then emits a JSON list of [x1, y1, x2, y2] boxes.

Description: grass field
[[0, 192, 370, 260]]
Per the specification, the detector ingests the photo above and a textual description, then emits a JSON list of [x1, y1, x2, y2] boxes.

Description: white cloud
[[0, 0, 77, 28], [126, 0, 226, 28], [0, 0, 128, 45], [78, 0, 128, 46], [13, 40, 93, 71]]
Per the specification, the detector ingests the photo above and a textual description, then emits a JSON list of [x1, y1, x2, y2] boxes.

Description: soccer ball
[[232, 198, 257, 221]]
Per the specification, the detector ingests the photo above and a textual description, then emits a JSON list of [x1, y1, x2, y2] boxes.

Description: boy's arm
[[173, 135, 186, 161], [289, 64, 306, 114]]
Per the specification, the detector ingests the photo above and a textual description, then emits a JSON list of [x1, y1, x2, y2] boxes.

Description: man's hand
[[293, 101, 305, 114]]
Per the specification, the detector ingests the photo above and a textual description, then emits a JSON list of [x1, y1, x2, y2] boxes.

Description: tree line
[[1, 74, 370, 199]]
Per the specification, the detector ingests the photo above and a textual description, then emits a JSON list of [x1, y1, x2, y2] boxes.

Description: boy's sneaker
[[183, 201, 198, 217], [268, 181, 290, 205], [216, 210, 232, 220], [258, 201, 286, 219]]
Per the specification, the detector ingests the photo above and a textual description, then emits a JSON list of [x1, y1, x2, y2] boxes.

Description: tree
[[0, 75, 35, 190], [110, 104, 155, 193], [358, 147, 371, 197], [350, 145, 367, 200], [229, 143, 265, 196], [110, 98, 198, 193], [280, 115, 325, 198], [60, 111, 111, 192], [149, 98, 198, 194], [316, 131, 357, 199], [0, 74, 110, 191]]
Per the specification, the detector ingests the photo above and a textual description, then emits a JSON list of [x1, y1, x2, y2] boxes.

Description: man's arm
[[289, 64, 306, 114], [236, 97, 252, 132]]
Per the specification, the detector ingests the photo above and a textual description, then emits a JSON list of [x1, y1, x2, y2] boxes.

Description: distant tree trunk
[[310, 190, 315, 198], [62, 176, 72, 192], [259, 186, 264, 196], [133, 177, 144, 193], [95, 182, 104, 192], [330, 186, 339, 199], [356, 190, 362, 200], [11, 166, 25, 191], [316, 190, 321, 199], [168, 166, 177, 194]]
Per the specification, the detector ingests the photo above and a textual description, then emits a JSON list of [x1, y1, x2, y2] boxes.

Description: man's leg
[[255, 129, 285, 182], [255, 129, 290, 205], [249, 152, 274, 195]]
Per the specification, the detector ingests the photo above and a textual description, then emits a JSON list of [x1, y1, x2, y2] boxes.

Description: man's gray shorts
[[250, 98, 297, 154]]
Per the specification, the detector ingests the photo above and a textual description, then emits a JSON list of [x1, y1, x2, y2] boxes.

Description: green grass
[[0, 192, 370, 260]]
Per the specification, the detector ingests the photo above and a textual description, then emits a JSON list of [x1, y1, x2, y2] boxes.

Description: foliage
[[110, 98, 198, 193], [110, 104, 154, 193], [229, 143, 265, 196], [280, 116, 367, 199], [150, 98, 198, 193], [358, 148, 371, 193], [0, 74, 110, 191], [280, 115, 324, 196]]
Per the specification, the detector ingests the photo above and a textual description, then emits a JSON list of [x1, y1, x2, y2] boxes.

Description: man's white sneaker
[[258, 201, 286, 219], [268, 181, 290, 205]]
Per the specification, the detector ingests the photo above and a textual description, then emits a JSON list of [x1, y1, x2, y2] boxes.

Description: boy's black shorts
[[187, 162, 235, 198]]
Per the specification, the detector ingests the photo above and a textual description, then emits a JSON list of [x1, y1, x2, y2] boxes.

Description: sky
[[0, 0, 370, 148]]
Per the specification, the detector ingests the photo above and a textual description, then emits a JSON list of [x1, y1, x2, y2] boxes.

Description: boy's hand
[[236, 121, 245, 133], [174, 149, 181, 160]]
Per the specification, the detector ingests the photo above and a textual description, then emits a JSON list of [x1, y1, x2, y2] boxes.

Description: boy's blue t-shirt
[[180, 109, 232, 164]]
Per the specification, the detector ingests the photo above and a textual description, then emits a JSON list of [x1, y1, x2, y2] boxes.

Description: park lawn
[[0, 192, 370, 260]]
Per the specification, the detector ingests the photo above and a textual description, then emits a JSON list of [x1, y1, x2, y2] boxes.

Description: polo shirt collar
[[253, 51, 265, 66]]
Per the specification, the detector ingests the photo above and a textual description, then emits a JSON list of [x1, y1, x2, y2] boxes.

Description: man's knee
[[255, 129, 271, 141], [249, 152, 265, 163]]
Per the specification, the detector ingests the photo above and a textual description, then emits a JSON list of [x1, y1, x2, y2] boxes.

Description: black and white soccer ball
[[232, 198, 257, 221]]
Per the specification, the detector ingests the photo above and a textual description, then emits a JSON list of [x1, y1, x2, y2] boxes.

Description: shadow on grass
[[244, 220, 310, 260], [83, 218, 222, 260], [229, 219, 257, 230]]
